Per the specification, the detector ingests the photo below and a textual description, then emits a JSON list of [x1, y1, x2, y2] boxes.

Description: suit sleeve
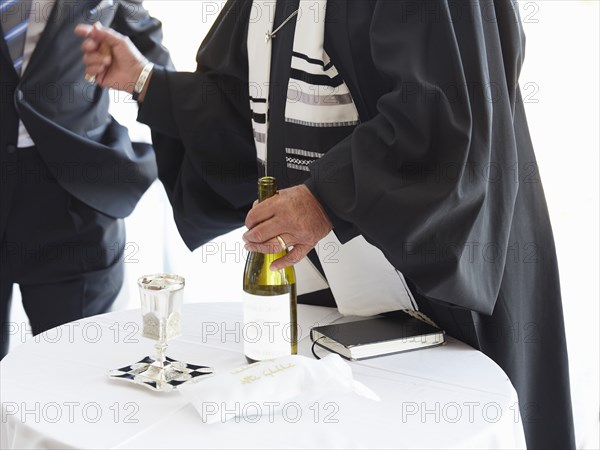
[[306, 0, 526, 314], [137, 0, 257, 250]]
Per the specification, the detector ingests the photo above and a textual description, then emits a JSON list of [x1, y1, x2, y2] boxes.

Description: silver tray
[[108, 356, 213, 392]]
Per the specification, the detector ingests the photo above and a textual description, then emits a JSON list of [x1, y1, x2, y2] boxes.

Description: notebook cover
[[310, 311, 445, 359]]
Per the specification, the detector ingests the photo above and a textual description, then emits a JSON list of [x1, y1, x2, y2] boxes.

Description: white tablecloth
[[0, 303, 526, 449]]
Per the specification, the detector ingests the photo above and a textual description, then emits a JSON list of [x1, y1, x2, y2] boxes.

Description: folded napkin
[[179, 354, 379, 424]]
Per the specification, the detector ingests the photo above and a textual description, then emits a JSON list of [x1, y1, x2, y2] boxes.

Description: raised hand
[[74, 22, 148, 94]]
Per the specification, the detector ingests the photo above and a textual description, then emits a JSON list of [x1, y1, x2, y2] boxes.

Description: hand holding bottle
[[243, 178, 298, 362], [74, 22, 149, 97], [243, 184, 332, 270]]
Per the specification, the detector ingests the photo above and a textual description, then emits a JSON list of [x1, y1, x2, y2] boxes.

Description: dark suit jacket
[[0, 0, 171, 238]]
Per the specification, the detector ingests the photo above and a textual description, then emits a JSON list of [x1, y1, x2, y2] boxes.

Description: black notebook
[[310, 310, 445, 361]]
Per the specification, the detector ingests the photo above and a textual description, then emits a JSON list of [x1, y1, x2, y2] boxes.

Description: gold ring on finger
[[276, 235, 288, 251]]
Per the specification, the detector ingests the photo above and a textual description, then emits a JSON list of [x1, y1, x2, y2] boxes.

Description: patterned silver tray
[[108, 356, 213, 392]]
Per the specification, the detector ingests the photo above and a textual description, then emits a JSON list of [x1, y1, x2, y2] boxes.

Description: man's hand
[[74, 22, 148, 95], [243, 185, 332, 270]]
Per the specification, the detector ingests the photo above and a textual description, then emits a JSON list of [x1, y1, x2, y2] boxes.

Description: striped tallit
[[247, 0, 359, 173]]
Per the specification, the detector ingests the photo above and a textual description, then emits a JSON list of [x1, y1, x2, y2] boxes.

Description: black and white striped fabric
[[247, 0, 359, 173], [0, 0, 32, 74]]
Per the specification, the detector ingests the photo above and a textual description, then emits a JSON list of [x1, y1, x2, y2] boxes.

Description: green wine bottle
[[242, 177, 298, 363]]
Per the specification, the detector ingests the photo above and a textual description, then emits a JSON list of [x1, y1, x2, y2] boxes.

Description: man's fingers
[[245, 231, 294, 252], [245, 240, 288, 255], [242, 209, 281, 244], [244, 242, 306, 270], [270, 246, 307, 271], [242, 185, 330, 269], [244, 199, 276, 230], [75, 22, 125, 49], [243, 217, 287, 245], [84, 65, 106, 78], [80, 37, 100, 53], [88, 22, 126, 47], [82, 52, 111, 67], [74, 24, 93, 38]]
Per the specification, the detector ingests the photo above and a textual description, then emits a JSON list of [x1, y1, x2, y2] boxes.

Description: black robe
[[137, 1, 575, 448]]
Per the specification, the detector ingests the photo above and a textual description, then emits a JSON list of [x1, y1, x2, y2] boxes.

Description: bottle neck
[[258, 176, 277, 203], [255, 177, 284, 256]]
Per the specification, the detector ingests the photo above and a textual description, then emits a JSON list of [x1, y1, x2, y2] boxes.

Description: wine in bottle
[[243, 177, 298, 363]]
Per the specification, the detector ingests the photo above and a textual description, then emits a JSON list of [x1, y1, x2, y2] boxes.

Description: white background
[[8, 1, 599, 448]]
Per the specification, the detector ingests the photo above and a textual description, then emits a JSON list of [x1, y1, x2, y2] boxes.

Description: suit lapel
[[23, 0, 103, 79], [20, 0, 61, 78], [0, 23, 12, 68]]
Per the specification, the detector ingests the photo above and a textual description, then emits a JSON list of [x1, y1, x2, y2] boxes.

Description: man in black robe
[[76, 1, 575, 447]]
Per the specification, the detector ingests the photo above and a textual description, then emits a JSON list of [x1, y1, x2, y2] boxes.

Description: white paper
[[294, 256, 329, 295], [317, 232, 417, 316]]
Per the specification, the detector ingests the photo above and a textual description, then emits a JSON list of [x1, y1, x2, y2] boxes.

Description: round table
[[0, 303, 526, 449]]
